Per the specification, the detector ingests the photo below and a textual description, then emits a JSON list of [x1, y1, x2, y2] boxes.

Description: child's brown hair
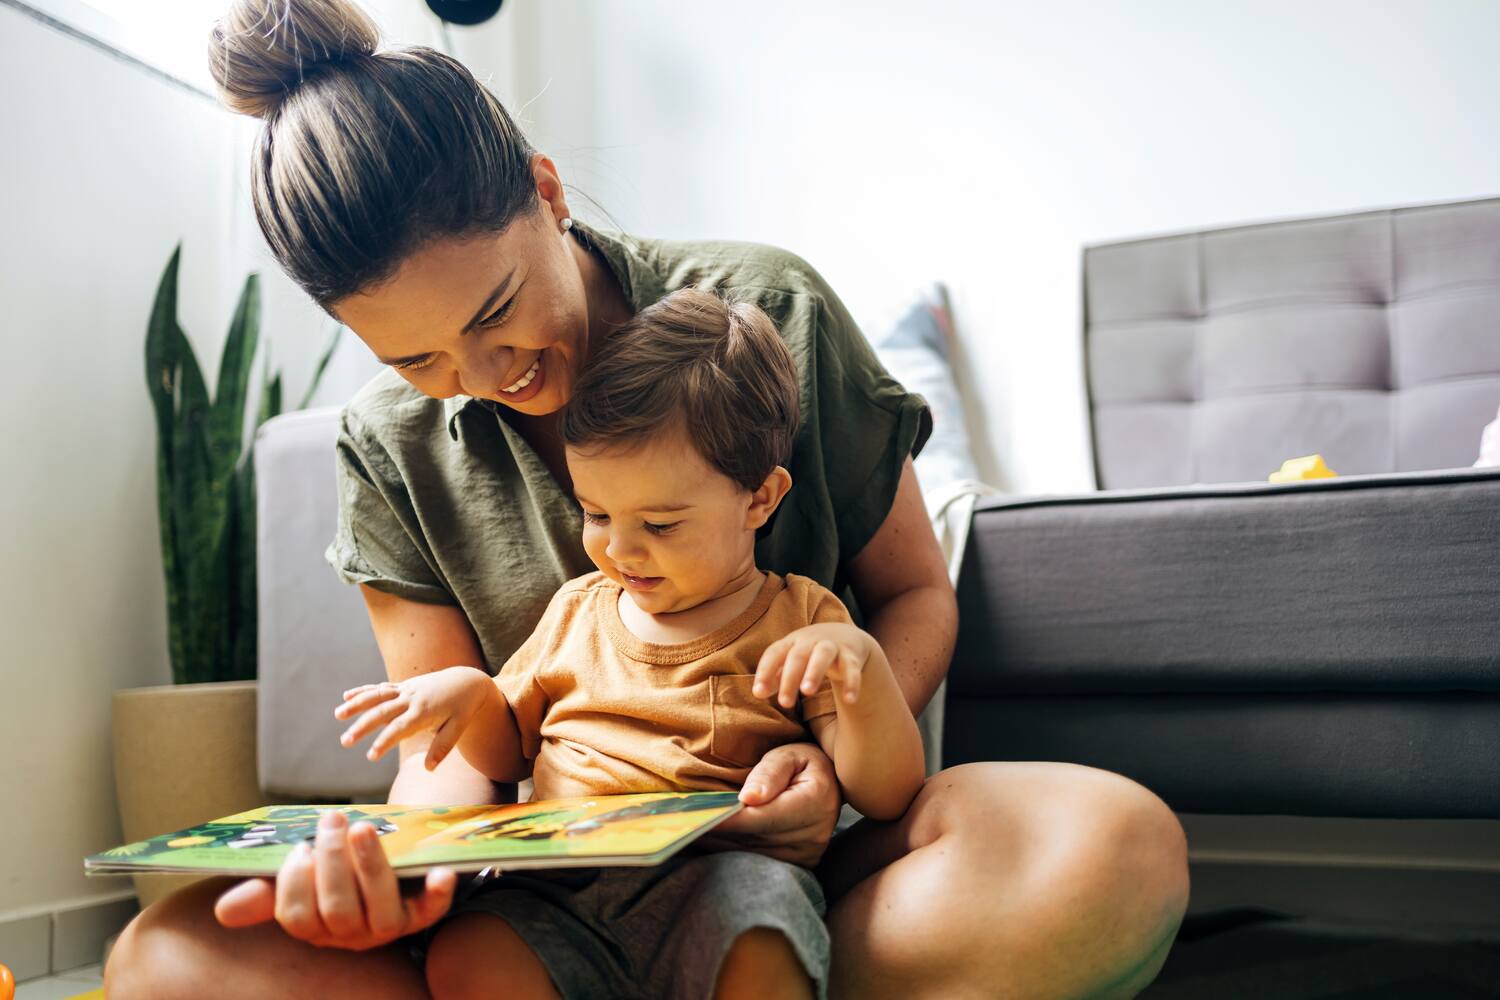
[[560, 288, 800, 491]]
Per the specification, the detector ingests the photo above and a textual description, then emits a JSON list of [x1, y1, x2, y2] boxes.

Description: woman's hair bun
[[208, 0, 380, 119]]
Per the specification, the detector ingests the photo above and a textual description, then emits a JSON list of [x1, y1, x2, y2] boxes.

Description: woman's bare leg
[[818, 762, 1190, 1000], [104, 876, 429, 1000]]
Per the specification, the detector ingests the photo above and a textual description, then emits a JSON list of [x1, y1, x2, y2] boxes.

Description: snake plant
[[145, 245, 340, 684]]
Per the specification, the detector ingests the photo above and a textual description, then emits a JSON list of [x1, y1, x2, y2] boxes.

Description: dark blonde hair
[[561, 288, 801, 492], [207, 0, 538, 308]]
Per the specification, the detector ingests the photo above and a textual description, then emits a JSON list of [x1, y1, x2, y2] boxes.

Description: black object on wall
[[425, 0, 502, 26]]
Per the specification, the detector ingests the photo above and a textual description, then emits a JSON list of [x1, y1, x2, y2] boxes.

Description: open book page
[[86, 791, 743, 877]]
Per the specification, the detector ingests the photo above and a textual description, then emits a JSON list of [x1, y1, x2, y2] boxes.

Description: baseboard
[[1181, 814, 1500, 872], [0, 891, 138, 982]]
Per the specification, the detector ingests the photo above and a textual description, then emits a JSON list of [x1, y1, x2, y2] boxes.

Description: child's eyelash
[[580, 511, 679, 536], [392, 299, 517, 372]]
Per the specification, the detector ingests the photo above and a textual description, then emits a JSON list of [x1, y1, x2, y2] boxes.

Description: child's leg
[[424, 912, 561, 1000], [713, 927, 815, 1000]]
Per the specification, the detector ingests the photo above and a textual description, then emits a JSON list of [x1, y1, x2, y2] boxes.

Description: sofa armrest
[[256, 408, 398, 800]]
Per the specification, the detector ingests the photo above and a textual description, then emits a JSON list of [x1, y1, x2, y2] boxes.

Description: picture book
[[85, 791, 743, 877]]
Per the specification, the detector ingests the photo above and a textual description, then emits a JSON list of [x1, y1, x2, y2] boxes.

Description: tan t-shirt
[[499, 570, 846, 800]]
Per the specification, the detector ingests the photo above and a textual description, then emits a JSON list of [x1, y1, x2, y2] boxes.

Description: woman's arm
[[358, 584, 509, 805], [846, 457, 958, 717]]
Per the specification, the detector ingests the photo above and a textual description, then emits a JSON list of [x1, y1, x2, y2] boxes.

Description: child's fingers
[[777, 640, 814, 709], [753, 639, 791, 698], [424, 715, 464, 771], [836, 647, 863, 703], [800, 640, 839, 696], [334, 685, 399, 720], [340, 698, 408, 748], [367, 708, 425, 760], [340, 682, 394, 701]]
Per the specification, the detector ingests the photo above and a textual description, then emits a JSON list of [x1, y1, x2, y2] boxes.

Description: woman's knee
[[107, 877, 429, 1000], [931, 762, 1190, 983], [105, 878, 241, 1000], [927, 761, 1188, 905], [425, 912, 559, 1000]]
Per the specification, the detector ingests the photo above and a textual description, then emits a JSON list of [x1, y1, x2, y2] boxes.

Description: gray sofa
[[944, 196, 1500, 817], [257, 196, 1500, 823]]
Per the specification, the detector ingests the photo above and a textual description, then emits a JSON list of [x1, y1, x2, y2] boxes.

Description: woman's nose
[[457, 343, 516, 398]]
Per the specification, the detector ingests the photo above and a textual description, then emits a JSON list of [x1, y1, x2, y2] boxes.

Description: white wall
[[513, 0, 1500, 493], [0, 0, 518, 918]]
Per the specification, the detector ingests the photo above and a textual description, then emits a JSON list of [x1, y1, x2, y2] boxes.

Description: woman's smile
[[496, 352, 545, 401]]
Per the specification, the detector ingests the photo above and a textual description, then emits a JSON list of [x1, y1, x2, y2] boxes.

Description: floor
[[1141, 910, 1500, 999], [12, 964, 103, 1000]]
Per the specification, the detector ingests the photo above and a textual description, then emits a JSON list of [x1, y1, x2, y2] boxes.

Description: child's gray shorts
[[408, 849, 830, 999]]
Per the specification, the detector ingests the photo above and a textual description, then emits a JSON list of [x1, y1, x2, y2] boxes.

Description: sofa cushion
[[950, 467, 1500, 696]]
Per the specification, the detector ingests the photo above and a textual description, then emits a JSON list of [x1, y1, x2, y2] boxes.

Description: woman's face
[[332, 201, 592, 416]]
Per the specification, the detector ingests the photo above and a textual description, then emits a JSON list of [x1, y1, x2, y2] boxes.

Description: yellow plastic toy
[[1269, 454, 1338, 483]]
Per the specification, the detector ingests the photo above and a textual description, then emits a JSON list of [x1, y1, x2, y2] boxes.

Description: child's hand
[[334, 667, 492, 770], [753, 623, 874, 710]]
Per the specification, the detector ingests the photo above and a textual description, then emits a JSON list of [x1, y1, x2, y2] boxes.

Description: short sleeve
[[808, 274, 933, 560], [496, 588, 576, 759], [799, 590, 857, 723], [323, 411, 455, 606]]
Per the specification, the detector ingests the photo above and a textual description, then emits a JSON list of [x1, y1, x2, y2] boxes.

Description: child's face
[[567, 425, 783, 615]]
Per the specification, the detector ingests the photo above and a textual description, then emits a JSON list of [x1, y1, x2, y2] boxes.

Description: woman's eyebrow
[[375, 267, 519, 366]]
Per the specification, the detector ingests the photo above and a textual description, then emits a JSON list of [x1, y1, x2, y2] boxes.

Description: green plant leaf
[[145, 246, 186, 681], [169, 322, 217, 684], [209, 274, 261, 484], [261, 370, 283, 426]]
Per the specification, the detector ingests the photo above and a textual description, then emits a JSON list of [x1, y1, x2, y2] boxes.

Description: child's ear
[[745, 466, 793, 531]]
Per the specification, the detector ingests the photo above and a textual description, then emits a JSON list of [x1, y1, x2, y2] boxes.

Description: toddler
[[334, 288, 925, 1000]]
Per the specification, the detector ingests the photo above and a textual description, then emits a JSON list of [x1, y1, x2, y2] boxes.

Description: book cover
[[86, 791, 742, 877]]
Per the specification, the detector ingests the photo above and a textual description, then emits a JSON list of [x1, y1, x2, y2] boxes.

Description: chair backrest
[[1085, 197, 1500, 489], [255, 407, 397, 799]]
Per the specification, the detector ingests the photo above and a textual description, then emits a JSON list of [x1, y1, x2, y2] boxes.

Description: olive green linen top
[[324, 223, 931, 673]]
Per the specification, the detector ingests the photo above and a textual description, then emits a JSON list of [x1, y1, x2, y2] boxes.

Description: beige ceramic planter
[[112, 680, 297, 909]]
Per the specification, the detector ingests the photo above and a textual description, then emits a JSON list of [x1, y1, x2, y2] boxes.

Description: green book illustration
[[86, 791, 743, 877]]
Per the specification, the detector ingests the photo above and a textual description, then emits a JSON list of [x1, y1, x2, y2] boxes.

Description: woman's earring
[[560, 217, 574, 232]]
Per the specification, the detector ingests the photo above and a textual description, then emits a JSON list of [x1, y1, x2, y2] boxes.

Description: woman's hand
[[697, 742, 841, 868], [754, 622, 874, 709], [213, 810, 456, 950], [335, 667, 492, 770]]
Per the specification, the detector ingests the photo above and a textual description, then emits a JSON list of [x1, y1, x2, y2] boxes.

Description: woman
[[106, 1, 1188, 996]]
